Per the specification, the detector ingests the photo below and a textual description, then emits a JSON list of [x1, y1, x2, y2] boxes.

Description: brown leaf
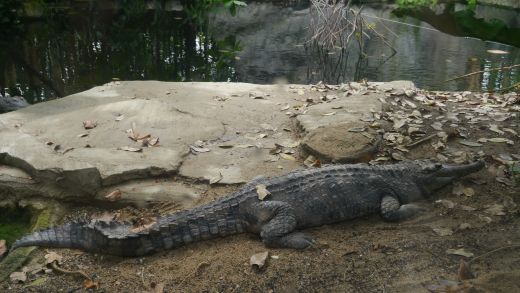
[[9, 271, 27, 283], [91, 211, 116, 222], [458, 260, 475, 280], [256, 184, 271, 200], [83, 279, 99, 290], [458, 140, 482, 147], [250, 251, 269, 269], [105, 189, 122, 201], [208, 172, 223, 185], [462, 187, 475, 197], [119, 146, 142, 152], [484, 204, 506, 216], [148, 137, 159, 146], [130, 218, 157, 233], [190, 145, 210, 153], [280, 153, 296, 161], [304, 155, 321, 168], [0, 239, 6, 257], [433, 227, 454, 236], [446, 248, 474, 258], [44, 251, 63, 265], [82, 120, 97, 129]]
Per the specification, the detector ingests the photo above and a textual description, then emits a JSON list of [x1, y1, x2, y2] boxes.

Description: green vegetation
[[393, 2, 520, 47], [0, 207, 32, 245]]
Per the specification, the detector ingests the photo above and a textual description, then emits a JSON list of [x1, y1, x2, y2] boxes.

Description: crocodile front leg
[[253, 201, 315, 249], [380, 195, 426, 222]]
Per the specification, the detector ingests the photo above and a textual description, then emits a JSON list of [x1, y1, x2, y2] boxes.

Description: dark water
[[0, 1, 519, 104]]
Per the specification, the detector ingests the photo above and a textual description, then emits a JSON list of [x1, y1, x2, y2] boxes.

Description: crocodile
[[11, 160, 484, 257]]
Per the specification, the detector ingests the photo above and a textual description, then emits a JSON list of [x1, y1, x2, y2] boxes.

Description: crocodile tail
[[11, 200, 245, 257]]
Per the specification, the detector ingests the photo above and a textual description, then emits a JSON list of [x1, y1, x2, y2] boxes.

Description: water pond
[[0, 1, 519, 104]]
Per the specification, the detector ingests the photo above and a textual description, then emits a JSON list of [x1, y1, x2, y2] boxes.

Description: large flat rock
[[0, 81, 407, 203]]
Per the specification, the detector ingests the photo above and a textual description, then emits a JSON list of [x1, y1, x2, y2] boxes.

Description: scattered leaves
[[250, 251, 269, 269], [256, 184, 271, 200]]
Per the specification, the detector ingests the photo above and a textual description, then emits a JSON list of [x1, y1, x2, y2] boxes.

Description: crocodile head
[[416, 160, 485, 196]]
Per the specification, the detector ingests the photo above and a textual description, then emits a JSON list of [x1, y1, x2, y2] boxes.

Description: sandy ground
[[2, 89, 520, 293]]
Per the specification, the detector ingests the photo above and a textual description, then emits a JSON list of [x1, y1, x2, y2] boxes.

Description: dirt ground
[[2, 89, 520, 292]]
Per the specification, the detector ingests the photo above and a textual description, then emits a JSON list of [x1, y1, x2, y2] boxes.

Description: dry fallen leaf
[[44, 251, 63, 265], [458, 260, 475, 280], [9, 271, 27, 283], [256, 184, 271, 200], [463, 187, 475, 197], [83, 279, 99, 290], [458, 140, 482, 147], [433, 227, 454, 236], [105, 189, 122, 201], [209, 172, 223, 185], [82, 120, 97, 129], [435, 199, 456, 209], [119, 146, 143, 152], [280, 153, 296, 161], [484, 204, 506, 216], [130, 218, 157, 233], [304, 155, 321, 168], [190, 145, 210, 153], [0, 239, 6, 257], [250, 251, 269, 269], [115, 114, 125, 121], [446, 248, 474, 258], [78, 133, 89, 138]]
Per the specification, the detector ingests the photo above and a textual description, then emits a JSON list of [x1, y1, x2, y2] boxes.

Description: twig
[[51, 262, 91, 280], [468, 244, 520, 264], [406, 133, 437, 148], [444, 64, 520, 83]]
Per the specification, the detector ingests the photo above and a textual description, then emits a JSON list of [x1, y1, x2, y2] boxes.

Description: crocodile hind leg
[[255, 201, 315, 249], [380, 195, 426, 222]]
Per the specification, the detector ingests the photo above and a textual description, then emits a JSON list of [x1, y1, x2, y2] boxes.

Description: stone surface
[[0, 80, 415, 204]]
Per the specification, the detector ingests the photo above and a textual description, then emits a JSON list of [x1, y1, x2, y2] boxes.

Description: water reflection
[[0, 1, 519, 104]]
